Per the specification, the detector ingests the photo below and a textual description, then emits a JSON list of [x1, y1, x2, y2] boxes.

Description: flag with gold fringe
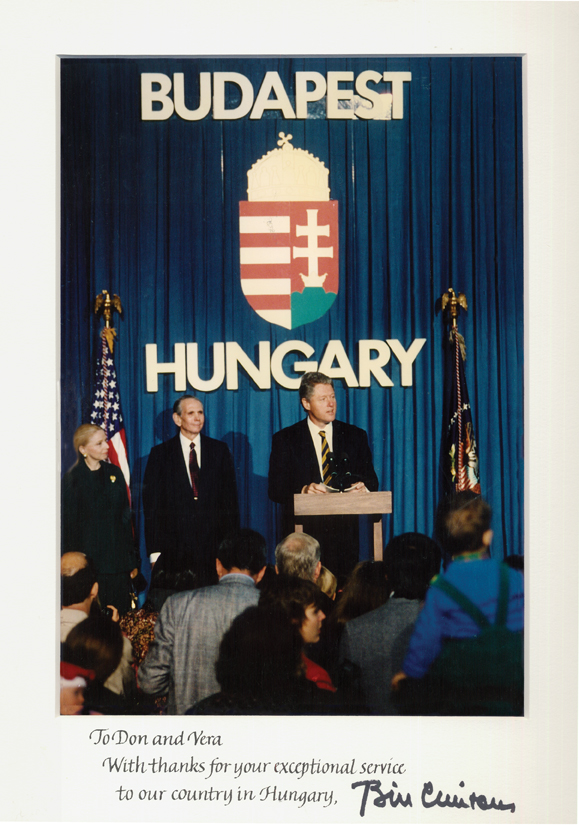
[[442, 291, 481, 494]]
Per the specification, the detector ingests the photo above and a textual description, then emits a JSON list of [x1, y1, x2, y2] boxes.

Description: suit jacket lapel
[[171, 435, 195, 501], [299, 418, 322, 483], [198, 435, 214, 500], [332, 419, 344, 459]]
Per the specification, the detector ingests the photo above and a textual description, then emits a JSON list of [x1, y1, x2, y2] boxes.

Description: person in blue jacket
[[392, 491, 524, 713]]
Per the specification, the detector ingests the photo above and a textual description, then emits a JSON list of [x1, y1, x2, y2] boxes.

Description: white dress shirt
[[179, 431, 202, 485]]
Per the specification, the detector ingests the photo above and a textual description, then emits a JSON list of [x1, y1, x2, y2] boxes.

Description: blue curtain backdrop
[[60, 56, 524, 570]]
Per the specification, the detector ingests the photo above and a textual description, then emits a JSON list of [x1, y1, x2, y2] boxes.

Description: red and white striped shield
[[239, 201, 339, 330]]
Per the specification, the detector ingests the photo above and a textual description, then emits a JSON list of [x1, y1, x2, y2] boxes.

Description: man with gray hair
[[143, 394, 239, 581], [273, 531, 338, 677], [275, 532, 322, 582]]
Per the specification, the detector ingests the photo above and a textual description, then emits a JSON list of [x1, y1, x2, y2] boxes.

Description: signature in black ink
[[351, 779, 516, 817], [351, 780, 412, 817], [422, 780, 516, 813]]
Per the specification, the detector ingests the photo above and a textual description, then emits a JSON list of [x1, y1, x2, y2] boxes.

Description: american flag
[[90, 329, 131, 501], [443, 326, 481, 493]]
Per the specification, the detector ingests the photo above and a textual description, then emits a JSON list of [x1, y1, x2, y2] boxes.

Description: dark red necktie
[[189, 442, 199, 499]]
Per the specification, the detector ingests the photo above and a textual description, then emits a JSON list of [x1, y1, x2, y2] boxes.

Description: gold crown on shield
[[247, 132, 330, 202]]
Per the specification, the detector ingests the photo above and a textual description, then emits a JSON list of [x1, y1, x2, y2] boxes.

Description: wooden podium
[[293, 491, 392, 561]]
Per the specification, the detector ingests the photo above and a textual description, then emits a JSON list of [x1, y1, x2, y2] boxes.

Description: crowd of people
[[60, 492, 524, 717], [60, 374, 523, 716]]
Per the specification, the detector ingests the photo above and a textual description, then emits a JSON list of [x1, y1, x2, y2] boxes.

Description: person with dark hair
[[255, 563, 277, 592], [339, 533, 441, 714], [139, 564, 200, 614], [138, 529, 266, 714], [119, 565, 200, 670], [259, 575, 335, 693], [215, 529, 270, 573], [61, 552, 100, 613], [331, 560, 391, 626], [61, 424, 140, 613], [186, 606, 308, 714], [64, 615, 124, 683], [268, 372, 379, 581], [316, 560, 390, 679], [60, 552, 135, 698], [392, 492, 524, 715], [142, 395, 239, 580], [62, 615, 128, 714], [383, 533, 442, 601]]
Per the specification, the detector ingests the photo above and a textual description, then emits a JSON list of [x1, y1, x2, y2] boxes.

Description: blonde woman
[[61, 424, 139, 614]]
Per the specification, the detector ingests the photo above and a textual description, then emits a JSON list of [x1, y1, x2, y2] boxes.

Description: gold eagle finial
[[441, 287, 468, 360], [94, 290, 122, 352], [441, 287, 468, 329]]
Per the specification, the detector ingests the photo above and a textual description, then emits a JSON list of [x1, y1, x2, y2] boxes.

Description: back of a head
[[61, 553, 98, 607], [317, 565, 337, 600], [145, 564, 200, 612], [436, 491, 492, 558], [215, 606, 303, 698], [256, 564, 277, 591], [259, 574, 324, 625], [333, 561, 390, 624], [384, 532, 442, 600], [149, 563, 199, 594], [275, 532, 321, 581], [62, 616, 123, 683], [217, 529, 267, 574]]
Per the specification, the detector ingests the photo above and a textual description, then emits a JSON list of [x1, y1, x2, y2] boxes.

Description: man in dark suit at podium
[[268, 372, 379, 580], [143, 395, 239, 582]]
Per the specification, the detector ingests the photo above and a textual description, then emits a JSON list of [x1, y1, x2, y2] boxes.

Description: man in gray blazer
[[339, 533, 440, 714], [138, 530, 266, 714]]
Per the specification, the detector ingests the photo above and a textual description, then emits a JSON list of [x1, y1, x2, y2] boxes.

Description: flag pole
[[94, 289, 122, 352], [440, 287, 481, 494], [91, 290, 131, 501]]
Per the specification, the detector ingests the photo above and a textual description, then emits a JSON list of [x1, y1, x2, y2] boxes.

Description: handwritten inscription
[[259, 787, 334, 808], [86, 728, 517, 816], [90, 729, 221, 746]]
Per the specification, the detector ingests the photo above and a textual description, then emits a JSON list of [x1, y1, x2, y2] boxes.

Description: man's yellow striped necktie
[[320, 430, 332, 485]]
